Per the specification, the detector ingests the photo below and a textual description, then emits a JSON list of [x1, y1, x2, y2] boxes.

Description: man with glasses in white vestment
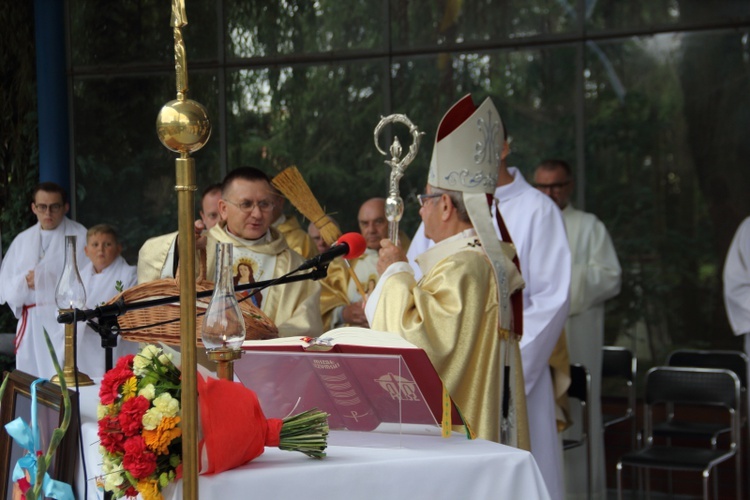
[[0, 182, 87, 377]]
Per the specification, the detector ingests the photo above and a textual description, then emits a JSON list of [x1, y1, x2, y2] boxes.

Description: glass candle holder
[[55, 235, 86, 310], [201, 242, 246, 351]]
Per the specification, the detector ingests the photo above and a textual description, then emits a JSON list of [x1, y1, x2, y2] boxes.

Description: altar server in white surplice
[[79, 224, 139, 377], [534, 159, 621, 500], [723, 216, 750, 419], [407, 133, 571, 500], [0, 182, 87, 378]]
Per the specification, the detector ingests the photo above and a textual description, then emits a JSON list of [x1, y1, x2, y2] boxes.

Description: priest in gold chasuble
[[136, 167, 323, 339], [365, 95, 529, 447], [204, 222, 322, 338]]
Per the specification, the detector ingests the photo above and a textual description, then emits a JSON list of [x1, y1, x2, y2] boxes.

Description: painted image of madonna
[[234, 261, 262, 308]]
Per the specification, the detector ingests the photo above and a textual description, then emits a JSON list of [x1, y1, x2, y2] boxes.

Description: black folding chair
[[563, 363, 592, 500], [616, 367, 741, 500], [664, 349, 748, 439], [602, 346, 637, 451], [662, 349, 749, 497]]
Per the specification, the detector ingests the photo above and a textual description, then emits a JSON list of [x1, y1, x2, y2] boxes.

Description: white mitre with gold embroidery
[[428, 95, 501, 194], [428, 94, 523, 332]]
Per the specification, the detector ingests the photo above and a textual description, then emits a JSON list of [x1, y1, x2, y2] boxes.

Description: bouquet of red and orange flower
[[97, 344, 329, 500]]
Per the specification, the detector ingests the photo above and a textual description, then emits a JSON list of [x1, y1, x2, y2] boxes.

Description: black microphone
[[297, 232, 367, 271], [57, 300, 126, 324]]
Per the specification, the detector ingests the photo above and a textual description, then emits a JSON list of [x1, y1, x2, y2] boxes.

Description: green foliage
[[583, 34, 748, 360], [0, 1, 39, 337], [0, 332, 70, 500], [27, 329, 72, 500], [0, 372, 8, 402]]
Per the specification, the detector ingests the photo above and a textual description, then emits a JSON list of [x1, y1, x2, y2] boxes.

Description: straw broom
[[272, 166, 368, 299]]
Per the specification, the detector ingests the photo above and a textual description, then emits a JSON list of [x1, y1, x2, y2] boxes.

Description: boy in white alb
[[79, 224, 138, 377]]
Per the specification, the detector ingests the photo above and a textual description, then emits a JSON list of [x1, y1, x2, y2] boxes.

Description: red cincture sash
[[16, 304, 36, 353], [494, 205, 524, 337]]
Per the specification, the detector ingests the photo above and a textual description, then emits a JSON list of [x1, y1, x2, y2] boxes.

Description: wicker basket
[[108, 250, 278, 346]]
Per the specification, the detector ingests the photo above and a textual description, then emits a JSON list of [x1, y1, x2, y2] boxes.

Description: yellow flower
[[141, 344, 161, 360], [139, 383, 156, 401], [153, 392, 180, 418], [122, 376, 138, 401], [101, 454, 126, 491], [142, 407, 164, 431], [137, 477, 163, 500], [143, 416, 182, 455], [133, 345, 161, 376], [96, 403, 113, 419], [103, 470, 126, 491]]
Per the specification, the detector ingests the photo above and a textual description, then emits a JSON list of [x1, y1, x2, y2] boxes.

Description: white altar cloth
[[74, 384, 550, 500]]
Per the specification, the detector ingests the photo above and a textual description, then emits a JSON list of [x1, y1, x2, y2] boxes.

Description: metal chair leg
[[702, 469, 709, 500], [586, 440, 592, 500], [666, 436, 673, 497], [635, 431, 643, 496], [737, 435, 743, 500], [713, 466, 719, 499], [737, 445, 743, 500]]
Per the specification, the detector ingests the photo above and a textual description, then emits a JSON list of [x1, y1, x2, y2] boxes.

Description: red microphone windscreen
[[336, 232, 367, 259]]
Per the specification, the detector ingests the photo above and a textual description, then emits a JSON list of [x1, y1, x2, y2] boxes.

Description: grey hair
[[430, 187, 470, 223]]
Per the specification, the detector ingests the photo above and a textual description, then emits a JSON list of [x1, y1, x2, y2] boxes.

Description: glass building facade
[[63, 0, 750, 374]]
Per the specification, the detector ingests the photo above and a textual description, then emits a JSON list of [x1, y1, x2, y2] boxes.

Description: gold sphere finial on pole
[[156, 1, 209, 499]]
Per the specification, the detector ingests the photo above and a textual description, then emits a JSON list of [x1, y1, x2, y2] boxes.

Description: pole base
[[207, 348, 242, 381], [51, 369, 95, 387]]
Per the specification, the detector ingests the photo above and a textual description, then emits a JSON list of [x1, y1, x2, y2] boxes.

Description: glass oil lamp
[[201, 242, 246, 379], [52, 235, 94, 386]]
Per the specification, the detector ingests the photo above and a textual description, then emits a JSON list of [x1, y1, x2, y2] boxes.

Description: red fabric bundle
[[197, 374, 284, 474]]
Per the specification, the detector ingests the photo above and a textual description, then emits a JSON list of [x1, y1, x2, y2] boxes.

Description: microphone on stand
[[57, 300, 126, 324], [296, 232, 367, 271], [57, 234, 368, 325]]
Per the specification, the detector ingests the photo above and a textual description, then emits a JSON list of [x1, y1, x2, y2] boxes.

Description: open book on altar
[[235, 327, 463, 432]]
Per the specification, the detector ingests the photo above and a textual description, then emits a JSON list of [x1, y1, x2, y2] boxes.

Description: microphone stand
[[58, 264, 330, 372]]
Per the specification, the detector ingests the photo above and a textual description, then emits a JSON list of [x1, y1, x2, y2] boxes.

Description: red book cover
[[236, 327, 463, 430]]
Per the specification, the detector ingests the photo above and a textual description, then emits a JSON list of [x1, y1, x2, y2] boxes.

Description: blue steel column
[[34, 0, 70, 194]]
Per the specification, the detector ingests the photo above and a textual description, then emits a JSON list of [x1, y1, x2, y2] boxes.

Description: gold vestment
[[318, 249, 380, 330], [275, 216, 317, 259], [137, 232, 178, 284], [370, 234, 528, 445]]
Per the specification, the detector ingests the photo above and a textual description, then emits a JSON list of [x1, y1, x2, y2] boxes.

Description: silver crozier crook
[[373, 114, 424, 246]]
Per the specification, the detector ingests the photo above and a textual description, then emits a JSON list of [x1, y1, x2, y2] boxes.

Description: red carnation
[[98, 415, 126, 454], [118, 396, 150, 437], [115, 354, 135, 370], [122, 436, 157, 479], [99, 366, 134, 405]]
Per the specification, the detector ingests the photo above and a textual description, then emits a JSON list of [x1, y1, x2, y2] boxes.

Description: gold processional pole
[[155, 1, 211, 499], [373, 115, 423, 245]]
